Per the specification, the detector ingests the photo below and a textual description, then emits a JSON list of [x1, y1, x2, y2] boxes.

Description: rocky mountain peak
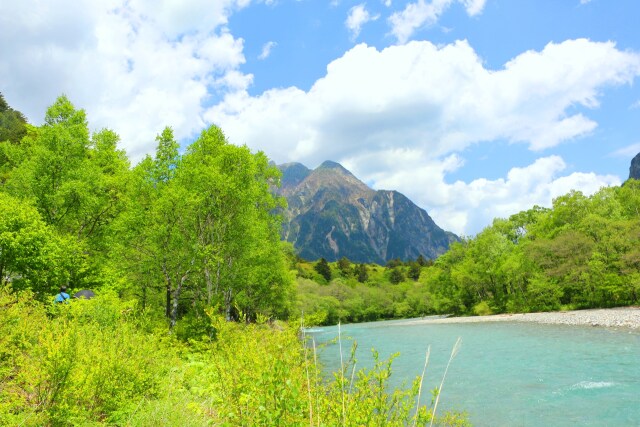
[[318, 160, 348, 171], [629, 152, 640, 180], [280, 160, 370, 198], [279, 162, 310, 189], [276, 161, 458, 263]]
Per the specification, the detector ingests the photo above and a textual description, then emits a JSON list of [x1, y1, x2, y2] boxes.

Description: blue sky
[[1, 0, 639, 235]]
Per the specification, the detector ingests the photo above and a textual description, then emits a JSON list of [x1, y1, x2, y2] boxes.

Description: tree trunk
[[165, 283, 171, 318], [142, 278, 147, 310], [224, 289, 233, 321], [162, 260, 172, 318], [170, 273, 189, 329], [205, 264, 212, 305]]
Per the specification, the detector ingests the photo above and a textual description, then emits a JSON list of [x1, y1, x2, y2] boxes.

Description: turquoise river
[[307, 318, 640, 426]]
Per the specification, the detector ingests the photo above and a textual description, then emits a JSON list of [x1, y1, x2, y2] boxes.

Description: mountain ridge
[[275, 161, 458, 264]]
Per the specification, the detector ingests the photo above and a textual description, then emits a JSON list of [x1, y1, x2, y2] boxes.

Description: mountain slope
[[630, 152, 640, 180], [276, 161, 458, 263]]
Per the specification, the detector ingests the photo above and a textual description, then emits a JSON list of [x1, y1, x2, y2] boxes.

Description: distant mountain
[[630, 152, 640, 180], [0, 93, 28, 144], [275, 161, 458, 264]]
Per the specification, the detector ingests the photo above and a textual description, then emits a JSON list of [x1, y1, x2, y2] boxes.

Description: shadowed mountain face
[[630, 153, 640, 180], [276, 161, 458, 263]]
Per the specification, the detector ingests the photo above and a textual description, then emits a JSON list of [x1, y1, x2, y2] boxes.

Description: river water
[[307, 318, 640, 426]]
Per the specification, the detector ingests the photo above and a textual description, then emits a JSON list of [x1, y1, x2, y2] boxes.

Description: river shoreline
[[397, 307, 640, 329]]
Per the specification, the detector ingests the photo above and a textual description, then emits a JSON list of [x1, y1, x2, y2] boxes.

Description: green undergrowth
[[0, 286, 468, 426]]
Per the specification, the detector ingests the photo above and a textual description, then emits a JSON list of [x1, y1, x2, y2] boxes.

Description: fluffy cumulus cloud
[[0, 0, 251, 160], [346, 4, 379, 40], [389, 0, 487, 44], [208, 38, 640, 234]]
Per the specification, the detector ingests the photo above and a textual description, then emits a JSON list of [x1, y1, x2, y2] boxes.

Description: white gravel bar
[[399, 307, 640, 330]]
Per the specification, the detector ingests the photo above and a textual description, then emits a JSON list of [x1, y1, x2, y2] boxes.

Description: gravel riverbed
[[400, 307, 640, 329]]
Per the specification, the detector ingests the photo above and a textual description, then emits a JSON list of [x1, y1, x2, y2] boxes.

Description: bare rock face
[[630, 152, 640, 180], [275, 161, 458, 263]]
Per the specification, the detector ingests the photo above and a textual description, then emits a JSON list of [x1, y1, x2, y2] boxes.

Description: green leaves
[[0, 193, 85, 295], [0, 288, 178, 426], [0, 96, 293, 326], [314, 258, 332, 282], [4, 96, 129, 247], [0, 92, 27, 145], [425, 185, 640, 314], [110, 123, 292, 327]]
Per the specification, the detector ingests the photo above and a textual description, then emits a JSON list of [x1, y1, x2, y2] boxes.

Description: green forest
[[1, 94, 292, 327], [0, 95, 470, 425], [296, 182, 640, 324]]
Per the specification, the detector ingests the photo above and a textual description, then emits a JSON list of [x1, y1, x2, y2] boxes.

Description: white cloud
[[210, 39, 640, 162], [258, 41, 277, 59], [382, 0, 392, 6], [207, 38, 640, 234], [461, 0, 487, 15], [388, 0, 487, 44], [610, 142, 640, 158], [0, 0, 251, 161], [631, 99, 640, 109], [346, 4, 379, 40], [395, 156, 619, 235]]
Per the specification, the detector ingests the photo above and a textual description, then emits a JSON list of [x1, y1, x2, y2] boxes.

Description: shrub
[[472, 301, 493, 316], [0, 287, 177, 425]]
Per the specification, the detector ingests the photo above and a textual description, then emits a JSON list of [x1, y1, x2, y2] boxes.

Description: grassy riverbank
[[0, 287, 468, 426]]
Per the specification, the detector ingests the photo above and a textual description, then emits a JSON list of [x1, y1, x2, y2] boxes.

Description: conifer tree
[[314, 257, 332, 282]]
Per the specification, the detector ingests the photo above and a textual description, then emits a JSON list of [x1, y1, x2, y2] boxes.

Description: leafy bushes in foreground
[[0, 287, 467, 426], [0, 288, 176, 425]]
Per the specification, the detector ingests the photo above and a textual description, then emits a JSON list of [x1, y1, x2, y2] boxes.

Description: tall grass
[[431, 337, 462, 427], [0, 286, 469, 426], [413, 346, 431, 427]]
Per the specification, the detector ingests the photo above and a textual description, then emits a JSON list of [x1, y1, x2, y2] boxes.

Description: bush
[[182, 315, 469, 426], [472, 301, 493, 316], [0, 287, 178, 425]]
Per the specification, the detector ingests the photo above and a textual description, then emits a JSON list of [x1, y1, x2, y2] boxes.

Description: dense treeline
[[426, 185, 640, 315], [0, 95, 292, 327], [296, 256, 434, 325]]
